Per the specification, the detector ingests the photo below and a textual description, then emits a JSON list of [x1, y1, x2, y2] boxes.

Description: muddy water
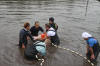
[[0, 0, 100, 66]]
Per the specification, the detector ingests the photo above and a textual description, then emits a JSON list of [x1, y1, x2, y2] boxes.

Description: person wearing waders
[[19, 22, 34, 48], [24, 41, 46, 61], [82, 32, 100, 63], [49, 17, 58, 31], [45, 24, 60, 46]]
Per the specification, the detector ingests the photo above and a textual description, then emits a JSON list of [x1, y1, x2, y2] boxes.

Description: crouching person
[[82, 32, 100, 63], [24, 41, 46, 61]]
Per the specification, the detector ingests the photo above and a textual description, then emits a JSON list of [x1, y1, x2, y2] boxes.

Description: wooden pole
[[85, 0, 89, 16]]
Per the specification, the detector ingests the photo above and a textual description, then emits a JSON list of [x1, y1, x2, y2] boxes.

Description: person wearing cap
[[19, 22, 34, 48], [30, 21, 44, 36], [82, 32, 100, 62], [45, 23, 60, 46], [24, 41, 46, 60], [49, 17, 58, 31]]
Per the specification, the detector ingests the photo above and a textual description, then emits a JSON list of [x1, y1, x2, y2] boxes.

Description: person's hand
[[91, 54, 95, 59], [22, 44, 25, 49], [27, 36, 30, 40]]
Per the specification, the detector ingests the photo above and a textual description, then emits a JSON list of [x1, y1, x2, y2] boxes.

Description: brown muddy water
[[0, 0, 100, 66]]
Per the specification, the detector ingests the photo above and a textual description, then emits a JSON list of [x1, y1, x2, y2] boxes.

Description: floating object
[[36, 55, 45, 66], [40, 59, 45, 66], [84, 57, 87, 60], [91, 63, 94, 66], [79, 54, 82, 57], [63, 48, 66, 50], [70, 50, 75, 53], [87, 60, 91, 63], [41, 33, 47, 40]]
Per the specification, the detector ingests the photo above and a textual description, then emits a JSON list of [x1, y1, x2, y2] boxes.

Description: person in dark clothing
[[49, 17, 58, 31], [82, 32, 100, 63], [30, 21, 44, 36], [24, 41, 46, 61], [19, 22, 34, 48], [45, 24, 60, 45]]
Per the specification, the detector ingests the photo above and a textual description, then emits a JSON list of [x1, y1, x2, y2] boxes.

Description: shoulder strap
[[48, 30, 55, 32], [34, 41, 41, 44], [35, 45, 45, 48], [33, 41, 45, 48]]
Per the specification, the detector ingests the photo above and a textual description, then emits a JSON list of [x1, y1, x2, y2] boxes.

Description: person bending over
[[82, 32, 100, 62]]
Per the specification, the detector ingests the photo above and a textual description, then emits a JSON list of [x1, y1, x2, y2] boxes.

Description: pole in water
[[85, 0, 89, 16]]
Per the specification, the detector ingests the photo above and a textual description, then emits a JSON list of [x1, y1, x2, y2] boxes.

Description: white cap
[[82, 32, 92, 38]]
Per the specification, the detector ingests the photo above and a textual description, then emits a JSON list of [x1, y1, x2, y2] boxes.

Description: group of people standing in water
[[19, 17, 100, 64], [19, 17, 60, 60]]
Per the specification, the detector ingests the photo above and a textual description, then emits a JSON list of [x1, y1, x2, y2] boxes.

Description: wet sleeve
[[88, 40, 95, 47], [40, 27, 44, 32]]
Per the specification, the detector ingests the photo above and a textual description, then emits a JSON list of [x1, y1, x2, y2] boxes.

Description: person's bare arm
[[86, 45, 89, 54], [89, 47, 95, 59], [22, 43, 25, 48]]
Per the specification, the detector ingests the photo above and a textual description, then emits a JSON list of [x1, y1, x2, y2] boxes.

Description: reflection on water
[[0, 0, 100, 66]]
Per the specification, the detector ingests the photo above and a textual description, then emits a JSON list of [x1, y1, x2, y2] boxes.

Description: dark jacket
[[30, 26, 44, 36], [49, 23, 58, 31], [19, 29, 33, 47]]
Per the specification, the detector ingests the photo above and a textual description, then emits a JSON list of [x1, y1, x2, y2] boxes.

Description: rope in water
[[36, 55, 45, 66], [34, 43, 95, 66], [52, 44, 95, 66]]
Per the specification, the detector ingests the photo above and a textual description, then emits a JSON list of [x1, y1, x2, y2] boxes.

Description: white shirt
[[47, 27, 56, 37]]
